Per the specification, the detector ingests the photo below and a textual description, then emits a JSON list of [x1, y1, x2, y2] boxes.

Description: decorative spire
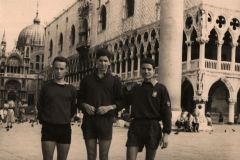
[[2, 30, 6, 44], [1, 30, 7, 56], [33, 0, 40, 24]]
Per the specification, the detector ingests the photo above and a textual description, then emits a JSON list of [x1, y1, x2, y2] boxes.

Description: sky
[[0, 0, 76, 52], [1, 0, 240, 52]]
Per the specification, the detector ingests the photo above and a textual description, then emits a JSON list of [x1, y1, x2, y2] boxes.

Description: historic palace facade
[[43, 0, 240, 123]]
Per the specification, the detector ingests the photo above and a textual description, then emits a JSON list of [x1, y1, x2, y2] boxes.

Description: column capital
[[231, 42, 238, 47], [217, 40, 224, 46], [228, 98, 237, 104], [185, 40, 192, 46], [196, 37, 209, 44], [194, 96, 208, 102]]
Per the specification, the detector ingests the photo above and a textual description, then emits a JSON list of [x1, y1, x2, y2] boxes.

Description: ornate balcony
[[182, 59, 240, 74]]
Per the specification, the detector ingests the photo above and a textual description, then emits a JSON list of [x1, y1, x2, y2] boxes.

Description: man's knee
[[85, 141, 97, 160], [145, 148, 157, 160], [87, 150, 97, 160], [99, 151, 108, 160]]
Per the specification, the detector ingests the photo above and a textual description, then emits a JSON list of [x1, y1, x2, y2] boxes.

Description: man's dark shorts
[[126, 119, 162, 152], [41, 122, 71, 144], [81, 115, 114, 140]]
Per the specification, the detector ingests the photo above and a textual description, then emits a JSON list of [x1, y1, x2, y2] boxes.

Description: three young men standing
[[37, 48, 172, 160]]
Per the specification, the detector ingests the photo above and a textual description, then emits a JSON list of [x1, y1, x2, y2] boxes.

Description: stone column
[[198, 39, 207, 70], [186, 41, 191, 70], [114, 61, 117, 74], [230, 43, 237, 71], [217, 41, 223, 70], [228, 100, 235, 123], [158, 0, 183, 114], [119, 54, 122, 77], [125, 58, 128, 79], [137, 54, 141, 77], [130, 46, 134, 78], [130, 56, 134, 78]]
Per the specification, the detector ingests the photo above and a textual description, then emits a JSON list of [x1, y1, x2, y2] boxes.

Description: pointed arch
[[236, 36, 240, 63], [126, 0, 134, 17], [205, 29, 218, 60], [206, 80, 230, 115], [154, 40, 159, 66], [59, 33, 63, 52], [49, 39, 53, 57], [182, 31, 187, 61], [70, 25, 76, 45], [191, 28, 199, 60], [222, 31, 232, 62], [181, 79, 195, 112], [100, 5, 107, 30], [146, 42, 151, 58]]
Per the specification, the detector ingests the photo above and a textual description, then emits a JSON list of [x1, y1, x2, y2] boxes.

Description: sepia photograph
[[0, 0, 240, 159]]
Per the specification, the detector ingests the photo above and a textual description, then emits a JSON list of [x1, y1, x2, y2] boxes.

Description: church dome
[[16, 12, 45, 50]]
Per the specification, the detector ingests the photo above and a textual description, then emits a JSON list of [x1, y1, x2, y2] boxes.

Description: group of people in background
[[175, 106, 213, 134], [0, 100, 28, 131], [37, 48, 172, 160]]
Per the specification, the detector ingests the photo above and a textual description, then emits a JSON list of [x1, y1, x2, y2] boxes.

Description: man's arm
[[71, 87, 78, 118], [37, 85, 45, 123], [161, 85, 172, 134], [159, 85, 172, 149]]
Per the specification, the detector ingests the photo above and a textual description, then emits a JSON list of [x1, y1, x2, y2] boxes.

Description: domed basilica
[[0, 11, 45, 107]]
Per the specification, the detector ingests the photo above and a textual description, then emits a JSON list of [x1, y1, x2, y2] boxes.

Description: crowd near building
[[1, 0, 240, 124]]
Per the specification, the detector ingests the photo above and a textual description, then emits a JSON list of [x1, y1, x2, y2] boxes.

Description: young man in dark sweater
[[37, 56, 77, 160], [123, 58, 172, 160], [78, 48, 122, 160]]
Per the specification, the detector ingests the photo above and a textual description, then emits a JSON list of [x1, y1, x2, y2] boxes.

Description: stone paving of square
[[0, 122, 240, 160]]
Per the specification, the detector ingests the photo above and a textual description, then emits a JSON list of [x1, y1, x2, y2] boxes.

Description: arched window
[[49, 40, 53, 57], [70, 25, 75, 46], [205, 29, 218, 60], [191, 29, 199, 60], [236, 36, 240, 63], [222, 31, 232, 62], [59, 33, 63, 52], [182, 32, 187, 61], [26, 47, 30, 57], [100, 5, 107, 30], [36, 63, 39, 70], [126, 0, 134, 18], [36, 55, 40, 62]]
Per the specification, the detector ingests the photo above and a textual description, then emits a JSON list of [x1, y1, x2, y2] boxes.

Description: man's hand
[[82, 103, 95, 115], [97, 105, 116, 115], [160, 133, 169, 149]]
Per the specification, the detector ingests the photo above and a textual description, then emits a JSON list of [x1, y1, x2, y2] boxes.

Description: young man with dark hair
[[78, 48, 122, 160], [123, 57, 172, 160], [37, 56, 77, 160]]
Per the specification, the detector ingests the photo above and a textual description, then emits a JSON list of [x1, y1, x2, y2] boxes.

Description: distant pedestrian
[[218, 112, 224, 124], [5, 100, 15, 131], [206, 112, 213, 127], [0, 105, 4, 124], [192, 108, 200, 132], [37, 56, 77, 160], [234, 114, 238, 124], [18, 101, 25, 123]]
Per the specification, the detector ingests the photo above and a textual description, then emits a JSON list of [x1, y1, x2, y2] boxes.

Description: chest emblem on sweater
[[167, 101, 171, 107], [152, 91, 158, 97]]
